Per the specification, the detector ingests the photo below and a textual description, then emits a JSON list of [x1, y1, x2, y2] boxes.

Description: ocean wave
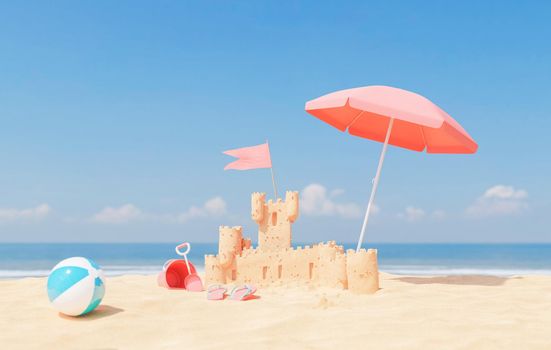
[[381, 266, 551, 276], [0, 270, 52, 278], [0, 265, 206, 279], [3, 264, 551, 279]]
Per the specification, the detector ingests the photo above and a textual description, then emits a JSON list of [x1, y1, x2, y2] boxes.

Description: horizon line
[[2, 241, 551, 245]]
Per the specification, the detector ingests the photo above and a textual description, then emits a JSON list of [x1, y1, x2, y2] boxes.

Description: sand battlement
[[205, 191, 379, 293]]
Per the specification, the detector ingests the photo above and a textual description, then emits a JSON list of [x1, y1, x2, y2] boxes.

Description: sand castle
[[205, 191, 379, 294]]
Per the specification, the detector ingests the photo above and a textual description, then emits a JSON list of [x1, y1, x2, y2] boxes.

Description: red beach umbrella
[[305, 85, 477, 251]]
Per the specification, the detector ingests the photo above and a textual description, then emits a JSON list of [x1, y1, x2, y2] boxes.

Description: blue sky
[[0, 1, 550, 243]]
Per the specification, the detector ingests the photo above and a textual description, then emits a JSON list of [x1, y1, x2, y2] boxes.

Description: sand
[[1, 273, 551, 350]]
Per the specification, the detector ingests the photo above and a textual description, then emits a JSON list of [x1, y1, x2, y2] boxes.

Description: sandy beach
[[1, 273, 551, 350]]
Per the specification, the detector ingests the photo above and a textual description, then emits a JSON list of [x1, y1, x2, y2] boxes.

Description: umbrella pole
[[356, 118, 394, 252]]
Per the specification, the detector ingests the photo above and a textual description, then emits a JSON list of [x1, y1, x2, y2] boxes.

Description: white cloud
[[203, 197, 227, 215], [431, 209, 447, 220], [92, 204, 143, 224], [91, 197, 228, 224], [177, 197, 227, 223], [329, 188, 345, 198], [482, 185, 527, 200], [398, 206, 426, 222], [0, 204, 51, 222], [466, 185, 528, 218], [398, 207, 447, 222], [300, 184, 368, 219]]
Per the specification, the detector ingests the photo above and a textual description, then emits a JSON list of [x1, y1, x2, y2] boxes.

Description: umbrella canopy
[[305, 85, 477, 251], [305, 85, 477, 154]]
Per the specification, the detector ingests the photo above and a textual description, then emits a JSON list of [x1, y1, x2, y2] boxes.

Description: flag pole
[[266, 140, 279, 199]]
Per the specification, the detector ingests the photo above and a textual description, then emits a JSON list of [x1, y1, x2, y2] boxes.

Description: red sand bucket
[[157, 242, 204, 291], [157, 259, 197, 289]]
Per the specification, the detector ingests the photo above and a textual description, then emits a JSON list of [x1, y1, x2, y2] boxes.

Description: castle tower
[[251, 191, 299, 251], [218, 225, 243, 282], [346, 248, 379, 294]]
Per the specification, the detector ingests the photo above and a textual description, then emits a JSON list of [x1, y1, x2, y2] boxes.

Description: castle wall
[[207, 239, 380, 293], [287, 246, 317, 282], [233, 242, 350, 289]]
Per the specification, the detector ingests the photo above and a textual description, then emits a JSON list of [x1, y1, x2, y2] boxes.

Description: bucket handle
[[162, 259, 176, 271]]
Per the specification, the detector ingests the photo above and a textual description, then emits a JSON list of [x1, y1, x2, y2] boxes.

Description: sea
[[2, 243, 551, 279]]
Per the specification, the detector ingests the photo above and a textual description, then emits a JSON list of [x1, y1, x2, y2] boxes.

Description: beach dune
[[1, 273, 551, 349]]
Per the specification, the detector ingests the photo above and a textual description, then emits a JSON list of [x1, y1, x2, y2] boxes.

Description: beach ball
[[47, 257, 106, 316]]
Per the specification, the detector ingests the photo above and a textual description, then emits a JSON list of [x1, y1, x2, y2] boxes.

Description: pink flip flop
[[207, 285, 227, 300], [229, 284, 257, 301]]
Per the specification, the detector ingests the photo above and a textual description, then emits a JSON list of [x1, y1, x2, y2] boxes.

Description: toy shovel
[[175, 242, 204, 292]]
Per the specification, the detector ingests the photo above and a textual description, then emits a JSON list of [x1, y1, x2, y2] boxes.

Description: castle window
[[308, 263, 314, 280], [271, 212, 277, 225], [262, 266, 267, 280], [278, 265, 282, 279]]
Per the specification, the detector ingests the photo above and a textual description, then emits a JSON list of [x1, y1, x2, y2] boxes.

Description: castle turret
[[219, 226, 243, 267], [252, 191, 299, 251], [317, 241, 347, 289], [346, 248, 379, 294], [218, 225, 243, 282], [204, 254, 225, 285], [285, 191, 299, 223], [251, 192, 266, 223]]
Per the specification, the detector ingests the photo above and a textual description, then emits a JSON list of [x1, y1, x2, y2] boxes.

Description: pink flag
[[223, 143, 272, 170]]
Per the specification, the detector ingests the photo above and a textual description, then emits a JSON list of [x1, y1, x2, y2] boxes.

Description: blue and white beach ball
[[47, 257, 106, 316]]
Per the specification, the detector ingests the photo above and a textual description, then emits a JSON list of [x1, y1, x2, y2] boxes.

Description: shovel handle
[[175, 242, 191, 256], [175, 242, 192, 274]]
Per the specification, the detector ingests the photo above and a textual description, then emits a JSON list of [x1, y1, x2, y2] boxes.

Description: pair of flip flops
[[207, 284, 257, 301]]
